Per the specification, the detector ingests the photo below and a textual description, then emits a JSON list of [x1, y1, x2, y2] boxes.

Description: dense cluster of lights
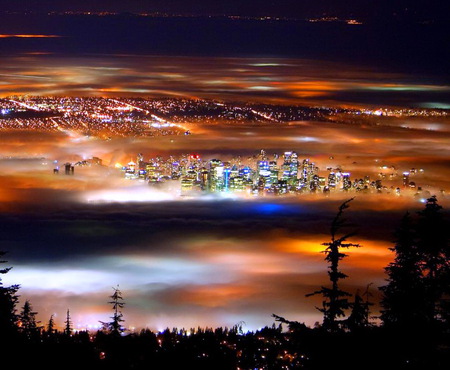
[[115, 149, 430, 198], [0, 97, 187, 138], [136, 325, 309, 370], [115, 98, 340, 124], [1, 97, 447, 139], [355, 108, 448, 117]]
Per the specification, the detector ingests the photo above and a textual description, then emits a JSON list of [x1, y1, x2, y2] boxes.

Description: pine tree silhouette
[[306, 198, 360, 332], [345, 290, 372, 332], [0, 251, 20, 339], [64, 309, 73, 336], [19, 300, 41, 341], [380, 212, 428, 329], [45, 314, 56, 337], [101, 285, 125, 336], [416, 195, 449, 325]]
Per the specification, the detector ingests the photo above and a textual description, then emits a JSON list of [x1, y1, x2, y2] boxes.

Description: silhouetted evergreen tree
[[345, 290, 370, 332], [271, 314, 308, 332], [0, 251, 20, 339], [416, 196, 449, 326], [18, 300, 41, 341], [46, 314, 55, 335], [306, 198, 360, 332], [101, 285, 125, 336], [380, 212, 429, 329], [64, 309, 72, 336]]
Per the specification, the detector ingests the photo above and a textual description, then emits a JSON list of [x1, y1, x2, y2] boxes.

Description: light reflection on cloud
[[0, 104, 449, 331], [6, 268, 116, 293], [85, 186, 178, 203], [108, 255, 233, 286], [0, 55, 448, 107]]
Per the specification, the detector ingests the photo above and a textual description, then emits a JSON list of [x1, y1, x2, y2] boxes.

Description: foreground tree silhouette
[[19, 300, 41, 341], [101, 285, 125, 336], [345, 286, 373, 332], [64, 309, 72, 336], [0, 251, 20, 338], [378, 198, 450, 369], [306, 198, 360, 332], [44, 314, 56, 338], [379, 212, 428, 329], [416, 195, 450, 325]]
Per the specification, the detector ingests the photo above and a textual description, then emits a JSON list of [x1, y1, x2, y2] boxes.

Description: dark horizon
[[1, 0, 450, 21]]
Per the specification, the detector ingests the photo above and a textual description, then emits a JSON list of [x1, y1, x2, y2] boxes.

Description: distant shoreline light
[[0, 34, 62, 38]]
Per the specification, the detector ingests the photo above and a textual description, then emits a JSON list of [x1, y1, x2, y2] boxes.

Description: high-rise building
[[257, 160, 271, 189], [230, 175, 245, 192], [64, 163, 74, 175], [146, 162, 160, 182], [200, 168, 209, 191], [402, 172, 410, 188], [181, 169, 198, 193], [223, 167, 232, 192], [137, 153, 144, 168], [310, 174, 320, 192], [240, 166, 253, 181], [328, 172, 336, 189], [269, 161, 279, 188], [209, 159, 224, 192], [282, 151, 298, 185], [342, 173, 351, 190]]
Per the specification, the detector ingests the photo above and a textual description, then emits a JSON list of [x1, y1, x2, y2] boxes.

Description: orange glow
[[277, 238, 326, 255], [0, 55, 447, 109], [175, 285, 255, 308], [276, 237, 393, 271], [0, 34, 61, 38]]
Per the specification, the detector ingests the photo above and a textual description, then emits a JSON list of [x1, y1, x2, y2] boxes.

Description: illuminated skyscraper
[[402, 172, 410, 188], [342, 173, 351, 190], [209, 159, 224, 192], [257, 160, 271, 189], [181, 169, 198, 193], [281, 151, 298, 186], [259, 149, 268, 161], [223, 166, 232, 192], [171, 161, 181, 179], [310, 174, 320, 191], [200, 168, 209, 191], [146, 162, 160, 182], [328, 172, 337, 189], [269, 161, 279, 187], [64, 163, 70, 175], [240, 166, 253, 181], [137, 153, 144, 169], [300, 158, 318, 186]]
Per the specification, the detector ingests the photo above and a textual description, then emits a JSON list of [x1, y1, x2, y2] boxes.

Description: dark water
[[0, 14, 449, 77]]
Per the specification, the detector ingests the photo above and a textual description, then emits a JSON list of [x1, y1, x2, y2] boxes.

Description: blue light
[[254, 203, 285, 215], [248, 202, 301, 216]]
